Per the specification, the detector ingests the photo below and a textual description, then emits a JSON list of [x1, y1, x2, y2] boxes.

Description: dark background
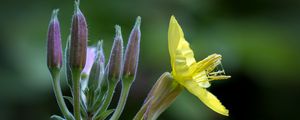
[[0, 0, 300, 120]]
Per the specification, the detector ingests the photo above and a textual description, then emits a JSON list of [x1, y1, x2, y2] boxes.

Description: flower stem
[[110, 80, 132, 120], [94, 82, 116, 118], [72, 69, 81, 120], [51, 69, 74, 120]]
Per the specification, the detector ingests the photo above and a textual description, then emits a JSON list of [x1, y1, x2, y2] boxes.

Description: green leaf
[[92, 77, 109, 112], [50, 115, 65, 120], [64, 35, 73, 90], [63, 96, 73, 105], [80, 94, 87, 111], [93, 89, 107, 110], [94, 109, 115, 120], [80, 95, 88, 119]]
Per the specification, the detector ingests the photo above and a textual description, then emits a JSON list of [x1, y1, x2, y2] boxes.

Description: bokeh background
[[1, 0, 300, 120]]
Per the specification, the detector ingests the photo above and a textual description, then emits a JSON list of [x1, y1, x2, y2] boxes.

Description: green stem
[[110, 81, 132, 120], [51, 69, 74, 120], [94, 82, 116, 118], [94, 83, 117, 117], [72, 69, 81, 120]]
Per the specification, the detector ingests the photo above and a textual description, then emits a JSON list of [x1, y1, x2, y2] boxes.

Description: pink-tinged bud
[[69, 2, 88, 71], [96, 41, 105, 67], [82, 47, 97, 77], [106, 25, 124, 84], [88, 41, 105, 91], [47, 9, 63, 71], [123, 16, 141, 81]]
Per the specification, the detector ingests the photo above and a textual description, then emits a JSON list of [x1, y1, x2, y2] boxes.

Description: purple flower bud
[[69, 3, 88, 71], [123, 16, 141, 80], [106, 25, 123, 83], [47, 9, 63, 71]]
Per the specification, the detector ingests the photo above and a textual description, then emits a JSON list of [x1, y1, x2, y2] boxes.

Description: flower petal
[[82, 47, 97, 75], [168, 16, 196, 78], [189, 54, 222, 74], [168, 16, 183, 66], [183, 80, 229, 116]]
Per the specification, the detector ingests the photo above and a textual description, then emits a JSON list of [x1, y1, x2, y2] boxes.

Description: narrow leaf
[[50, 115, 65, 120], [94, 109, 115, 120], [63, 96, 73, 105]]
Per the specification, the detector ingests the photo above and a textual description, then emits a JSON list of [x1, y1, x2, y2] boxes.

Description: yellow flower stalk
[[168, 16, 231, 116]]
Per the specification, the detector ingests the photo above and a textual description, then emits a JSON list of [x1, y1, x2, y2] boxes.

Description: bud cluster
[[46, 1, 141, 120]]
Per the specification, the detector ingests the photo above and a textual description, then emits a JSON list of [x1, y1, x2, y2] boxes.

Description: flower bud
[[106, 25, 124, 84], [82, 47, 97, 79], [47, 9, 63, 72], [69, 2, 88, 71], [123, 16, 141, 81], [88, 41, 105, 91]]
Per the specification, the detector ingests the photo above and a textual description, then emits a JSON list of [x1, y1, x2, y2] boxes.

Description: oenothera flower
[[168, 16, 231, 116]]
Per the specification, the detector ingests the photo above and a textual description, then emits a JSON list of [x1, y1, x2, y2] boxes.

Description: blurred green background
[[1, 0, 300, 120]]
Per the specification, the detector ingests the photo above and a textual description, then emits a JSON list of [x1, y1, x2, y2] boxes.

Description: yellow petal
[[168, 16, 196, 78], [183, 80, 229, 116], [189, 54, 222, 74], [168, 16, 183, 68]]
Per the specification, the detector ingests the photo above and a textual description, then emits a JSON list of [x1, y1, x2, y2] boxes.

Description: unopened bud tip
[[115, 25, 122, 38], [135, 16, 141, 27], [51, 9, 59, 21]]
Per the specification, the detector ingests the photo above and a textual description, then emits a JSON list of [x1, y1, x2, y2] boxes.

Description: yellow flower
[[168, 16, 231, 116]]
